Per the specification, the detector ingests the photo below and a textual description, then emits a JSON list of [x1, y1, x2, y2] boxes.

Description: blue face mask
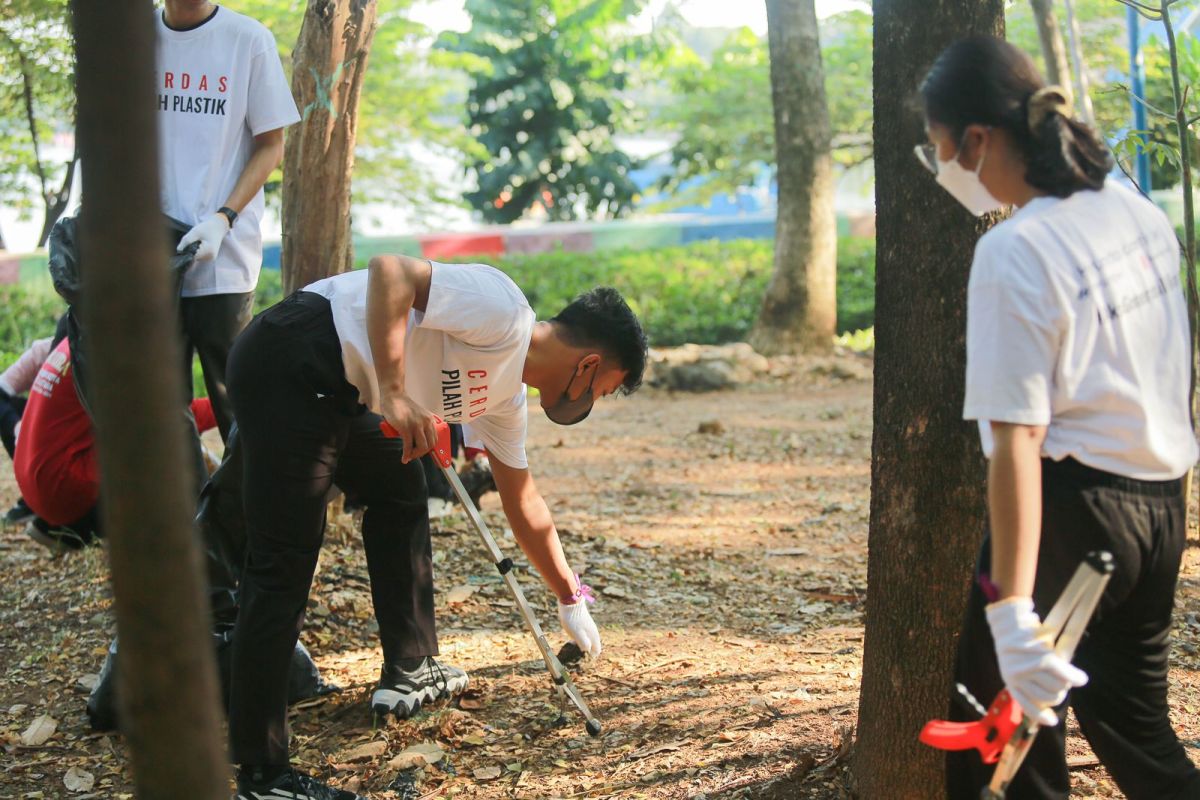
[[545, 364, 597, 426]]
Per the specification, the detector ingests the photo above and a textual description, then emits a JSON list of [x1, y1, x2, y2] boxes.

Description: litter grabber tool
[[380, 417, 603, 737], [919, 550, 1114, 800]]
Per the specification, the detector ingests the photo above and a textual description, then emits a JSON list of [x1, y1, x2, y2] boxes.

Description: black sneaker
[[26, 518, 92, 553], [4, 498, 35, 526], [371, 656, 469, 719], [236, 767, 364, 800], [458, 456, 496, 507]]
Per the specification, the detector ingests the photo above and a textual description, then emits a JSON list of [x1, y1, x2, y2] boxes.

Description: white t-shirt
[[963, 179, 1198, 480], [305, 262, 537, 469], [155, 6, 299, 297]]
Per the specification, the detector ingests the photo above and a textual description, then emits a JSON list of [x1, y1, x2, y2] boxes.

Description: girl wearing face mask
[[918, 36, 1200, 800]]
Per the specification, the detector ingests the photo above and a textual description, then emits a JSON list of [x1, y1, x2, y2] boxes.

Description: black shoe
[[371, 656, 469, 719], [26, 518, 92, 553], [4, 498, 35, 526], [236, 768, 364, 800], [458, 456, 496, 507]]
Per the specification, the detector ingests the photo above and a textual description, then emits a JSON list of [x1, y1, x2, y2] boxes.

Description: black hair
[[920, 35, 1112, 198], [550, 287, 648, 394]]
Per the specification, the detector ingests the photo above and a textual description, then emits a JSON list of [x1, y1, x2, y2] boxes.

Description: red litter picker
[[920, 551, 1113, 800], [381, 416, 603, 737]]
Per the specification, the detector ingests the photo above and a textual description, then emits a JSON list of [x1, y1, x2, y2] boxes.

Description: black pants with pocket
[[947, 457, 1200, 800], [181, 291, 254, 443], [225, 291, 437, 767]]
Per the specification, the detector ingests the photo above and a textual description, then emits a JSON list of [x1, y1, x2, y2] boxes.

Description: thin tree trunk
[[1030, 0, 1070, 88], [38, 150, 78, 247], [71, 1, 228, 797], [1062, 0, 1096, 125], [748, 0, 837, 355], [281, 0, 378, 293], [852, 2, 1003, 798]]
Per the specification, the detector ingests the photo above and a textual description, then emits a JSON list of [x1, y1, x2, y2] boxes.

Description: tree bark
[[748, 0, 837, 355], [71, 2, 228, 798], [852, 3, 1003, 799], [281, 0, 378, 294], [1030, 0, 1071, 88]]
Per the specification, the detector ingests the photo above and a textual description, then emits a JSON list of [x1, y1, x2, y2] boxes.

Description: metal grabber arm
[[919, 551, 1114, 800], [380, 416, 603, 737]]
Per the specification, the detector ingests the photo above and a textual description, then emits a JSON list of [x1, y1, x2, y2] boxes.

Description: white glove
[[986, 597, 1088, 727], [558, 596, 602, 659], [178, 212, 231, 262]]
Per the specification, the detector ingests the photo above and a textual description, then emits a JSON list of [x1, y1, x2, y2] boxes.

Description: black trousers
[[181, 291, 254, 443], [948, 458, 1200, 800], [225, 291, 436, 767]]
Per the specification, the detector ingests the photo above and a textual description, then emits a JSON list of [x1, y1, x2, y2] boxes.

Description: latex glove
[[986, 597, 1088, 727], [178, 212, 230, 262], [558, 589, 602, 659]]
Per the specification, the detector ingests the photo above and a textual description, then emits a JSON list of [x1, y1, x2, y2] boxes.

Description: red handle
[[919, 690, 1023, 765], [379, 415, 453, 468]]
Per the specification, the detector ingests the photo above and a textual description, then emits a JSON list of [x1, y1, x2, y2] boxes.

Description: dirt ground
[[2, 352, 1199, 799]]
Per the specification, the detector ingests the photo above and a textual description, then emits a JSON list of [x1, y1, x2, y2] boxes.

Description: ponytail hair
[[920, 36, 1112, 198]]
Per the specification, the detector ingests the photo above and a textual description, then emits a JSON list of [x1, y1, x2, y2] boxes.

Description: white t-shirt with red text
[[305, 263, 536, 469], [155, 6, 299, 297]]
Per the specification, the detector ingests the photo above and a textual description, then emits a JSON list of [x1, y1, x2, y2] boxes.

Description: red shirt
[[13, 339, 214, 526]]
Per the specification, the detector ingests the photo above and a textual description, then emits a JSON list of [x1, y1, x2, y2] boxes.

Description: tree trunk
[[71, 2, 228, 798], [748, 0, 837, 356], [852, 3, 1003, 799], [1062, 0, 1096, 126], [1030, 0, 1070, 88], [39, 151, 78, 247], [281, 0, 378, 294]]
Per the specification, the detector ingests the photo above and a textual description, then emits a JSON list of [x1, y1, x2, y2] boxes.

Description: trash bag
[[86, 634, 339, 733], [48, 214, 197, 308]]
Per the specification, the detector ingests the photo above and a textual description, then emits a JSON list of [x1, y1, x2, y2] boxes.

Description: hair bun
[[1028, 85, 1073, 132]]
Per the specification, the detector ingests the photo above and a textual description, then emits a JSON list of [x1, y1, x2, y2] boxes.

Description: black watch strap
[[217, 206, 238, 227]]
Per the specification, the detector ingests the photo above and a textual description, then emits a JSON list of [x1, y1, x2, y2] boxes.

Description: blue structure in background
[[1128, 7, 1153, 191]]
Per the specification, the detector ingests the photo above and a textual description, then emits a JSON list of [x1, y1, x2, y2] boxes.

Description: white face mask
[[934, 139, 1003, 217]]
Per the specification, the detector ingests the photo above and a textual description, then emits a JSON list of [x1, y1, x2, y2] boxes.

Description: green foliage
[[232, 0, 483, 223], [440, 0, 651, 223], [2, 239, 877, 361], [652, 9, 873, 206], [0, 0, 75, 233]]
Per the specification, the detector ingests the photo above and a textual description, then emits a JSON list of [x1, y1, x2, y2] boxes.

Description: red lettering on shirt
[[218, 76, 228, 93], [470, 397, 487, 408], [180, 73, 191, 90], [468, 369, 487, 379], [469, 408, 486, 419], [469, 385, 487, 395], [199, 75, 208, 91], [165, 72, 175, 88]]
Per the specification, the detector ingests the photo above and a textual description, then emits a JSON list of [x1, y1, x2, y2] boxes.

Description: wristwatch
[[217, 206, 238, 228]]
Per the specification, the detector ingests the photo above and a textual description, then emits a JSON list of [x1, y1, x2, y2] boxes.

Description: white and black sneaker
[[236, 767, 364, 800], [371, 656, 469, 719]]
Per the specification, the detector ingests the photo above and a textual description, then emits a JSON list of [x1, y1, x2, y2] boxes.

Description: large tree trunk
[[748, 0, 837, 356], [281, 0, 378, 293], [1030, 0, 1070, 87], [852, 3, 1003, 799], [71, 2, 228, 797]]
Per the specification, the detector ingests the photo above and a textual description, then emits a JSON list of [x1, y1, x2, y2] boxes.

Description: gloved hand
[[558, 582, 601, 659], [986, 597, 1088, 727], [178, 212, 231, 262]]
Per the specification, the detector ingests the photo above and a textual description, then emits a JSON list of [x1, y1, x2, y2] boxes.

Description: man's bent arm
[[491, 458, 577, 602]]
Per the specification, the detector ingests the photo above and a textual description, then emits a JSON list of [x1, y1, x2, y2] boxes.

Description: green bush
[[2, 237, 877, 364]]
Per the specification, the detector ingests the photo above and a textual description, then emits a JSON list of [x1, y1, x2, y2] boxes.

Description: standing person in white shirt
[[915, 36, 1200, 800], [156, 0, 300, 441], [224, 256, 646, 800]]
